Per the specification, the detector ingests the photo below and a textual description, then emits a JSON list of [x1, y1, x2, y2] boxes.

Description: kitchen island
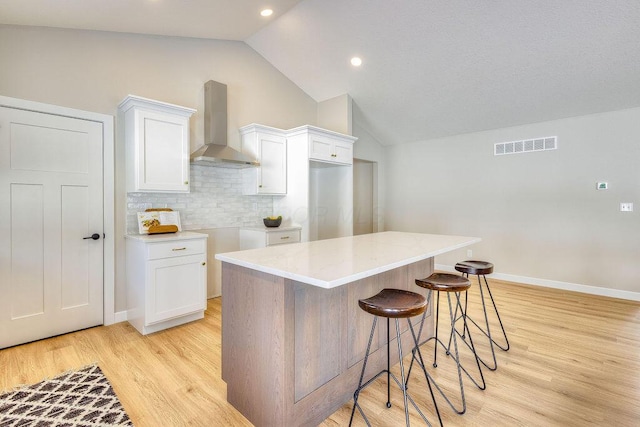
[[216, 231, 479, 426]]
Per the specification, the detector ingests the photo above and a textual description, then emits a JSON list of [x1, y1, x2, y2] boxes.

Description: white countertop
[[240, 225, 302, 232], [215, 231, 480, 289], [125, 231, 208, 242]]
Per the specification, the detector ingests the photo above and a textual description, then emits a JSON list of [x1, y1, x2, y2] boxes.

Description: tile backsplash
[[126, 165, 273, 234]]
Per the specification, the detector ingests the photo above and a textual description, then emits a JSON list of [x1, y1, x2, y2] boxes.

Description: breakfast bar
[[216, 231, 480, 426]]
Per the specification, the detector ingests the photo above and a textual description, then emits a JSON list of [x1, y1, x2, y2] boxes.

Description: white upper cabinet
[[285, 125, 356, 165], [119, 95, 195, 193], [277, 125, 358, 242], [240, 124, 287, 195], [308, 132, 354, 165]]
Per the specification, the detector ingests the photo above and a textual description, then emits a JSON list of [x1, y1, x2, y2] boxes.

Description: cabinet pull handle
[[280, 236, 290, 240], [172, 247, 187, 251], [184, 181, 189, 185], [202, 262, 206, 266]]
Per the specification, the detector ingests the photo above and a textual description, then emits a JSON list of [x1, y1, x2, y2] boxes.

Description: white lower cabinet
[[126, 232, 207, 335], [239, 226, 301, 250]]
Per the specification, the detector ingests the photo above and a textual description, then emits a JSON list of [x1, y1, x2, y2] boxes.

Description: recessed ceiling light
[[261, 9, 273, 17], [351, 57, 362, 67]]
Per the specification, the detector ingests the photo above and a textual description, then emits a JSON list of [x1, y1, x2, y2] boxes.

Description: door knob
[[83, 233, 101, 240]]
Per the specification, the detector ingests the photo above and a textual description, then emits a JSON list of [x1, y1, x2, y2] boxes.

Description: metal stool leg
[[350, 314, 442, 426], [433, 290, 440, 367], [395, 318, 441, 426], [405, 290, 432, 386], [459, 272, 510, 371], [447, 291, 486, 391], [407, 318, 443, 427], [408, 291, 485, 415], [481, 274, 510, 351], [393, 317, 442, 426], [387, 317, 392, 408], [349, 317, 377, 426]]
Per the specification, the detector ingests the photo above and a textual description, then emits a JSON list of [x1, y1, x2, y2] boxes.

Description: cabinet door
[[257, 133, 287, 194], [309, 135, 353, 165], [309, 135, 334, 163], [135, 109, 190, 192], [145, 254, 206, 325], [332, 140, 353, 165]]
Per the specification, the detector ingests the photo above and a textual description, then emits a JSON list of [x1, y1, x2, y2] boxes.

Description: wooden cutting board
[[148, 224, 179, 234], [144, 208, 179, 234]]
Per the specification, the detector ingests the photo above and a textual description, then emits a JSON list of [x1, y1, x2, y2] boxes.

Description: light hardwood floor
[[1, 278, 639, 426]]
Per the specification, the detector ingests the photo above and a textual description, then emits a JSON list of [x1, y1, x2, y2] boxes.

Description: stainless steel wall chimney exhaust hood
[[190, 80, 259, 168]]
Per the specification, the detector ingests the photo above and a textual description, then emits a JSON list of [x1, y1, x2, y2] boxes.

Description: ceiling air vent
[[494, 136, 557, 156]]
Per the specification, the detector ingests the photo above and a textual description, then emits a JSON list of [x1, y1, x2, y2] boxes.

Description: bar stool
[[349, 288, 442, 427], [455, 260, 509, 371], [408, 273, 485, 415]]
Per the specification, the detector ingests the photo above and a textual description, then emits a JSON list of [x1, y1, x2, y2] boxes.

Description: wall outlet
[[467, 249, 473, 258], [620, 203, 634, 212], [252, 202, 258, 211]]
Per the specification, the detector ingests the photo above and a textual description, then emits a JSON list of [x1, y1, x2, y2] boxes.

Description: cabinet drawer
[[267, 230, 301, 246], [147, 239, 205, 260]]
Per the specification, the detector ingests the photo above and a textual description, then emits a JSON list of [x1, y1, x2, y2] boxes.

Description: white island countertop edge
[[216, 231, 480, 289]]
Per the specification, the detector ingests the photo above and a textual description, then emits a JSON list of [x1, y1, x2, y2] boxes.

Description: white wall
[[385, 108, 640, 295], [0, 24, 318, 313], [318, 94, 352, 135]]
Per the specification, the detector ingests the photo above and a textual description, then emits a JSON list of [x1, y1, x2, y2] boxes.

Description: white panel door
[[0, 106, 104, 349]]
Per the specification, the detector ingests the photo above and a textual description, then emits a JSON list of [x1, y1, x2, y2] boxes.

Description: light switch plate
[[620, 203, 634, 212]]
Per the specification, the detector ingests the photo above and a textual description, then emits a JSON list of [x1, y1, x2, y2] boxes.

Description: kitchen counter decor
[[263, 215, 282, 227], [137, 208, 181, 234]]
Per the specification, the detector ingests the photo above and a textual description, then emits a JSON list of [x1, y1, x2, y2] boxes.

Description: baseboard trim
[[435, 264, 640, 302], [111, 299, 221, 325], [113, 310, 128, 324]]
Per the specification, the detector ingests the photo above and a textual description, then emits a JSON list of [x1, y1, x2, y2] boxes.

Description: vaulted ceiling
[[2, 0, 640, 145]]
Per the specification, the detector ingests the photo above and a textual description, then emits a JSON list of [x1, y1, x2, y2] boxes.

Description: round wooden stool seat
[[358, 288, 426, 318], [415, 273, 471, 293], [455, 260, 494, 276]]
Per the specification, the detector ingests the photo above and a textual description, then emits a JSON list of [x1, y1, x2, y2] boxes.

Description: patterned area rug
[[0, 364, 133, 426]]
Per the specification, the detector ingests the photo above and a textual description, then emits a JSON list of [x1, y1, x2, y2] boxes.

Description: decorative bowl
[[263, 217, 282, 227]]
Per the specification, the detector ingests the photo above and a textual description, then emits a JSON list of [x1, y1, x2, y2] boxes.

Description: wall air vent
[[494, 136, 557, 156]]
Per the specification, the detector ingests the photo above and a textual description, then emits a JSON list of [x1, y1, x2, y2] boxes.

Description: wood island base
[[221, 258, 435, 427]]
